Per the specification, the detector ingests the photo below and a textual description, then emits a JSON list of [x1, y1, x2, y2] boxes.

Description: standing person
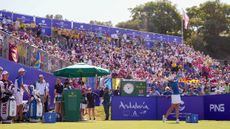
[[0, 71, 14, 99], [102, 87, 110, 120], [86, 88, 96, 120], [54, 78, 64, 117], [80, 88, 87, 120], [162, 75, 181, 123], [63, 79, 72, 90], [14, 68, 28, 122], [113, 86, 120, 96], [34, 74, 49, 112], [224, 83, 229, 94]]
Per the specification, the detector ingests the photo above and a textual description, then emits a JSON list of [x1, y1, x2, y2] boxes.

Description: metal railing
[[0, 30, 72, 73]]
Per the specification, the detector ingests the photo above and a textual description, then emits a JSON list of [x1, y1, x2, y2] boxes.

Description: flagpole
[[181, 9, 184, 44]]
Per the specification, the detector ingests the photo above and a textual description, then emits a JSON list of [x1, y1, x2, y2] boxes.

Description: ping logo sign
[[210, 104, 225, 112]]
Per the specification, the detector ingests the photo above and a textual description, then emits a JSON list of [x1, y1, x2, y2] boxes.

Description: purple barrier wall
[[0, 58, 57, 108], [111, 96, 204, 120], [204, 94, 230, 120], [111, 96, 157, 120], [156, 96, 204, 120]]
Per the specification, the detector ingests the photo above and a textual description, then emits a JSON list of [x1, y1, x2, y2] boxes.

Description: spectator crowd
[[0, 15, 229, 97]]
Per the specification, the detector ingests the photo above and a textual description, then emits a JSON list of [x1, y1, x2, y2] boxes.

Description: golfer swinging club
[[163, 74, 181, 123]]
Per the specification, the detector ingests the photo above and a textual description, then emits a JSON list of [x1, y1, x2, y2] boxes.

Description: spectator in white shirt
[[34, 74, 49, 112]]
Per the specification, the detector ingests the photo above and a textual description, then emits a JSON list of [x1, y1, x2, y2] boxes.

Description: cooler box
[[186, 114, 199, 123], [63, 89, 81, 122], [42, 112, 57, 123]]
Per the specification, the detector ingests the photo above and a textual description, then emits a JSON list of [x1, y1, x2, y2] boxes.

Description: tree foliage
[[186, 0, 230, 59], [116, 0, 181, 35], [89, 20, 113, 27]]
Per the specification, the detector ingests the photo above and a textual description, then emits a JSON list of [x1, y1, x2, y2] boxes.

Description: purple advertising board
[[204, 94, 230, 120], [52, 19, 72, 29], [35, 17, 52, 28], [157, 96, 204, 120], [111, 96, 157, 120], [41, 27, 52, 36], [13, 13, 34, 23], [0, 58, 57, 108], [73, 22, 92, 31], [0, 11, 13, 19]]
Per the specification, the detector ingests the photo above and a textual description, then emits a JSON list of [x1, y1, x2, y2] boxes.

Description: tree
[[187, 0, 230, 37], [116, 20, 139, 30], [89, 20, 113, 27], [186, 0, 230, 59], [116, 0, 181, 35]]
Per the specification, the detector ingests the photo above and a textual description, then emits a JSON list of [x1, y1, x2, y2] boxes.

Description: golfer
[[162, 74, 181, 123]]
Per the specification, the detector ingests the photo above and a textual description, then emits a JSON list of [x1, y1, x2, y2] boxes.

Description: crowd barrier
[[112, 94, 230, 120]]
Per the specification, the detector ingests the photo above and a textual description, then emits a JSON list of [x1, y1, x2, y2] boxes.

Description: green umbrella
[[53, 63, 111, 78]]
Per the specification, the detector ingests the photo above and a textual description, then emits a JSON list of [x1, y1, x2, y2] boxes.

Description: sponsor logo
[[1, 103, 7, 114], [119, 101, 149, 117], [210, 104, 225, 112], [180, 100, 186, 111], [119, 101, 149, 110]]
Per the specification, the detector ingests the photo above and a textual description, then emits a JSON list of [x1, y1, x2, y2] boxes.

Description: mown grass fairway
[[1, 120, 230, 129]]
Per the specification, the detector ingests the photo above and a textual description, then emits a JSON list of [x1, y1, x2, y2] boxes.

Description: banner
[[168, 35, 182, 44], [157, 96, 204, 120], [108, 27, 124, 35], [73, 22, 92, 30], [111, 96, 157, 120], [52, 19, 72, 29], [91, 24, 109, 33], [204, 94, 230, 120], [13, 13, 34, 23], [112, 78, 120, 89], [156, 34, 168, 42], [35, 17, 51, 28], [41, 27, 51, 36], [34, 51, 41, 69], [104, 78, 112, 89], [0, 11, 13, 19], [86, 77, 96, 90], [120, 80, 147, 96]]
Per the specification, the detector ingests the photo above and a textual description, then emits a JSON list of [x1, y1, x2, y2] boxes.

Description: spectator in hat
[[0, 71, 14, 98], [14, 68, 28, 122], [33, 74, 49, 112]]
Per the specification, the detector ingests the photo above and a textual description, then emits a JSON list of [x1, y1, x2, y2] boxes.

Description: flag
[[112, 78, 121, 89], [87, 77, 96, 90], [34, 51, 41, 69], [182, 9, 189, 29], [104, 78, 112, 89], [9, 44, 18, 63]]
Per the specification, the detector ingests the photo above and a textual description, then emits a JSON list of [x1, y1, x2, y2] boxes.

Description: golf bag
[[0, 92, 17, 124], [28, 85, 43, 122]]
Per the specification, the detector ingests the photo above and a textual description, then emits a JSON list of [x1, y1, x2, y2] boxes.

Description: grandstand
[[0, 10, 229, 96]]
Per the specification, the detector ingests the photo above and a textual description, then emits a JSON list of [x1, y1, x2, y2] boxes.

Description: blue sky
[[0, 0, 229, 25]]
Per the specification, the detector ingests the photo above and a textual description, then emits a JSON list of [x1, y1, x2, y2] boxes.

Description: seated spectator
[[147, 87, 161, 96]]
